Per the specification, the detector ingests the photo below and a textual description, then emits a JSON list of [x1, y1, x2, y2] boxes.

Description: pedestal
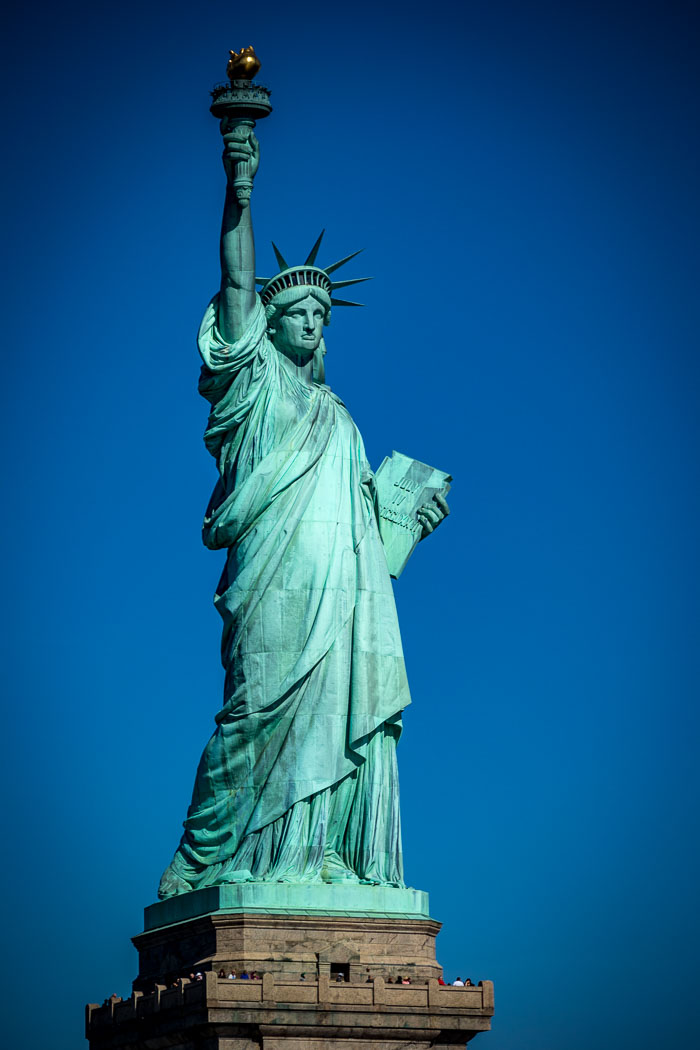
[[85, 887, 494, 1050]]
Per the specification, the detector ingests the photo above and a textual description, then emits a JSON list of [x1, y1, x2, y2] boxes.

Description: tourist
[[300, 973, 306, 981], [335, 972, 345, 982], [437, 976, 446, 986], [240, 971, 250, 980], [465, 978, 472, 987], [218, 969, 226, 978], [386, 976, 394, 984], [227, 970, 237, 979], [452, 977, 464, 987], [401, 976, 411, 985]]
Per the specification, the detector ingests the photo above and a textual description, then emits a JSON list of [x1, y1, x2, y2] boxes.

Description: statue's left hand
[[417, 492, 450, 539]]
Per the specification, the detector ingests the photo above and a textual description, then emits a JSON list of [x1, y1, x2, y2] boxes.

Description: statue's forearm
[[218, 187, 257, 343]]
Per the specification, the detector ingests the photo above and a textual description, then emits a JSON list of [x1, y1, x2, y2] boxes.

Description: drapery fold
[[159, 297, 410, 898]]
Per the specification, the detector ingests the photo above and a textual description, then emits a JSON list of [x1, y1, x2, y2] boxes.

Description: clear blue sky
[[2, 2, 699, 1048]]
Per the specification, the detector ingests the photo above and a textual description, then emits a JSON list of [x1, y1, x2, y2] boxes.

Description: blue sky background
[[2, 1, 699, 1048]]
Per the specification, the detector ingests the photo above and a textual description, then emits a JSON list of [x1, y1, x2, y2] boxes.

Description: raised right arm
[[217, 125, 260, 343]]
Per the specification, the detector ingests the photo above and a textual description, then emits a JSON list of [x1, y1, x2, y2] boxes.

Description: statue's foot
[[219, 867, 254, 884], [359, 876, 405, 887], [274, 875, 322, 883], [321, 850, 360, 884]]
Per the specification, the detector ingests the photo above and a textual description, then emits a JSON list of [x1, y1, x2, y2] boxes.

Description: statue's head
[[264, 285, 332, 337], [257, 235, 371, 381], [266, 286, 330, 358]]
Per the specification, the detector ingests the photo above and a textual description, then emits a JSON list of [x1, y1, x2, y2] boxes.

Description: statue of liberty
[[158, 104, 449, 901]]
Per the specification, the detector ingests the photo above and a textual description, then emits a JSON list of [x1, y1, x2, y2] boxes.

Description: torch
[[210, 47, 272, 207]]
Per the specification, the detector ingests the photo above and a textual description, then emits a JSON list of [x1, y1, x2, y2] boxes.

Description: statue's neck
[[276, 349, 315, 387]]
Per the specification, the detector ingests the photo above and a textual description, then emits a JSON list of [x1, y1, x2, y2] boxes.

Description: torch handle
[[220, 116, 257, 208]]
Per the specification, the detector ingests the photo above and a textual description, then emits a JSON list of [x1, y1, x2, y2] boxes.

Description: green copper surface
[[145, 884, 431, 931], [157, 81, 450, 905]]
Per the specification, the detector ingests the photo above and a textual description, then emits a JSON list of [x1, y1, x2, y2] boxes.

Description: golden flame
[[227, 46, 261, 82]]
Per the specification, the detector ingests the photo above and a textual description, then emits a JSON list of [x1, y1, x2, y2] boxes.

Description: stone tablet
[[375, 451, 452, 578]]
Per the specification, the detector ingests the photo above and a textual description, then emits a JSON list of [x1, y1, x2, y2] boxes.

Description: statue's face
[[272, 295, 325, 359]]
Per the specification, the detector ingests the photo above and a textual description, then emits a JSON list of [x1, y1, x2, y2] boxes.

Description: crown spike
[[324, 249, 364, 275], [271, 242, 289, 271], [304, 230, 326, 266], [330, 298, 364, 307], [255, 277, 271, 285], [330, 277, 373, 290]]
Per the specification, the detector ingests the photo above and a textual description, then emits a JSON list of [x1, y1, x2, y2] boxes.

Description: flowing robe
[[158, 297, 411, 898]]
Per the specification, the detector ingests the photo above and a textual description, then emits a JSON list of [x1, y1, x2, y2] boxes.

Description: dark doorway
[[330, 963, 350, 982]]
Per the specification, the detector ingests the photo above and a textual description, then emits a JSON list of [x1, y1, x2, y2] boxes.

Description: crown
[[257, 230, 372, 307]]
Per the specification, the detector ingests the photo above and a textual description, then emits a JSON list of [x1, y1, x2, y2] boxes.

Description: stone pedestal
[[133, 911, 446, 989], [86, 887, 494, 1050]]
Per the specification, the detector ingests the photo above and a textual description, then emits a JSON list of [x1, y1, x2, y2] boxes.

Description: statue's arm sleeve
[[198, 293, 269, 405]]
